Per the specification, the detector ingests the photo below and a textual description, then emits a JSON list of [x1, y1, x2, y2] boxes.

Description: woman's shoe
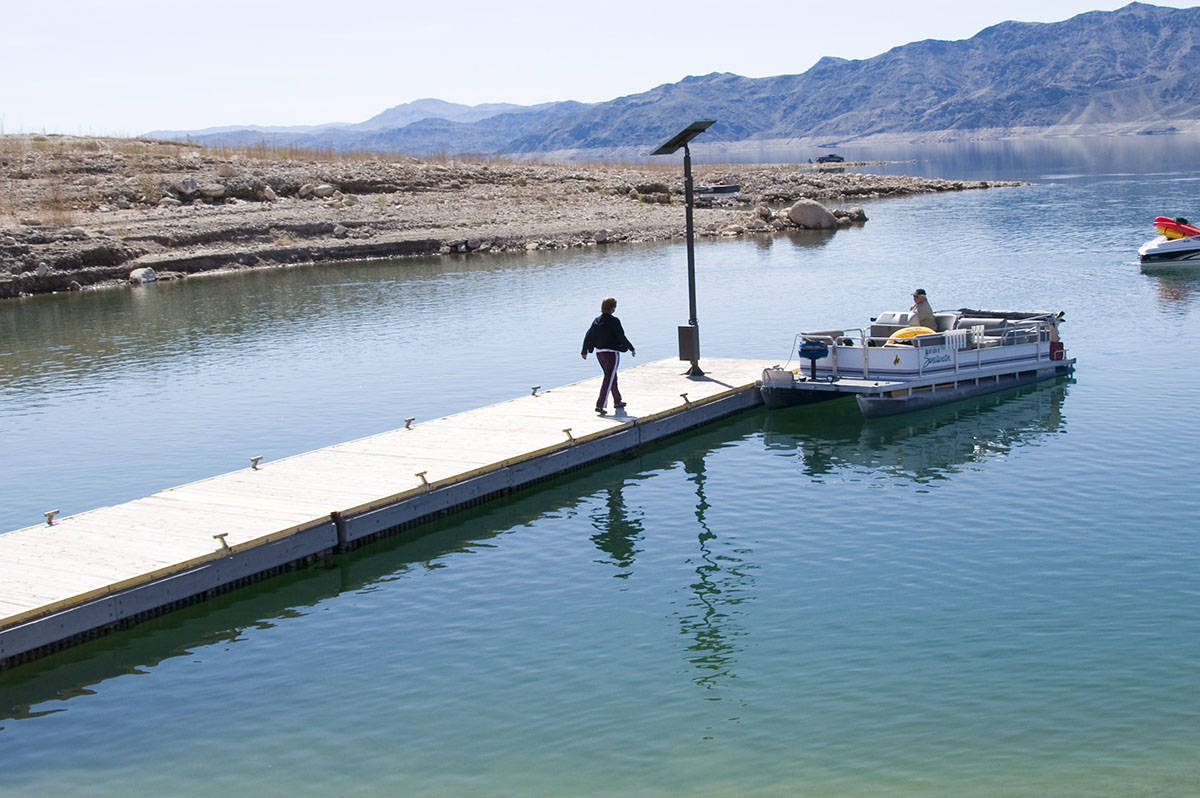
[[595, 407, 607, 416], [614, 401, 627, 409]]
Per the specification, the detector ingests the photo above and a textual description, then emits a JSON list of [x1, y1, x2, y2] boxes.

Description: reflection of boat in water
[[1146, 269, 1200, 304], [760, 307, 1075, 417], [1139, 216, 1200, 266], [762, 379, 1069, 481]]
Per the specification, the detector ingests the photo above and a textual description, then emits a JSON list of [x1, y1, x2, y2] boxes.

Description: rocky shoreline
[[0, 135, 1019, 299]]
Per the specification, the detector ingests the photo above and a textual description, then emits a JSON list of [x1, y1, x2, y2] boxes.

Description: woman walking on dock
[[581, 296, 636, 415]]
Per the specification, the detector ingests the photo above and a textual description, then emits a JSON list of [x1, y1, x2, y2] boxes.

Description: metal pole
[[683, 143, 703, 376], [651, 121, 712, 379], [684, 142, 697, 326]]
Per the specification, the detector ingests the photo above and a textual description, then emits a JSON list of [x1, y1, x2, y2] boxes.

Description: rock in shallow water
[[787, 199, 838, 229]]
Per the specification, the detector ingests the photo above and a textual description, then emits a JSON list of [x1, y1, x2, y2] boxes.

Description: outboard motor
[[798, 339, 829, 380]]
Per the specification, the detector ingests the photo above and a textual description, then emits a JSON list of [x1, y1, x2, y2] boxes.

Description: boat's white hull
[[761, 358, 1074, 415], [854, 361, 1073, 417], [1139, 234, 1200, 266]]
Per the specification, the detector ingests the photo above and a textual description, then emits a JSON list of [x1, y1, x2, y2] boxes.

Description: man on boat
[[909, 288, 936, 329]]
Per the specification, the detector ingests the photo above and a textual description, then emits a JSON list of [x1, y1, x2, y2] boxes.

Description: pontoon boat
[[760, 308, 1075, 417]]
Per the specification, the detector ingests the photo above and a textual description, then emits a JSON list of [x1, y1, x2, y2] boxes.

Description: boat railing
[[802, 319, 1056, 380]]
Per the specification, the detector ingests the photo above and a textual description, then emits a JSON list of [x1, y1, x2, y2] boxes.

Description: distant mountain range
[[147, 2, 1200, 159]]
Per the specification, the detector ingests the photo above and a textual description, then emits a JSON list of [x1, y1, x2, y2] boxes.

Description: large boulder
[[129, 267, 157, 284], [787, 199, 838, 230], [172, 177, 199, 200]]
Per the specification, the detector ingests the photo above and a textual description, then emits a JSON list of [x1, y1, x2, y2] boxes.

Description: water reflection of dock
[[0, 380, 1073, 712], [1, 358, 772, 669]]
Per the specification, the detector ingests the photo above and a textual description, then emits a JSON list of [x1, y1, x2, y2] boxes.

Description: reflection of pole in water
[[679, 452, 752, 691], [589, 484, 644, 578]]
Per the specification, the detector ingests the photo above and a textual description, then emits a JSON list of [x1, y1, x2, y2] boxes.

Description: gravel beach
[[1, 135, 1017, 299]]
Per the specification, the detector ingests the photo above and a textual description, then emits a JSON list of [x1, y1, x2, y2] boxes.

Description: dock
[[0, 357, 778, 669]]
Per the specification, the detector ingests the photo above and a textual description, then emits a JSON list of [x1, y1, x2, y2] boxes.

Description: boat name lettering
[[922, 346, 952, 368]]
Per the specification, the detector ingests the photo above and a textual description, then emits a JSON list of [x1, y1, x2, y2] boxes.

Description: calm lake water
[[3, 139, 1200, 795]]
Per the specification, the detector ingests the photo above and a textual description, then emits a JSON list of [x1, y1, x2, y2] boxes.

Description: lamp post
[[652, 120, 714, 377]]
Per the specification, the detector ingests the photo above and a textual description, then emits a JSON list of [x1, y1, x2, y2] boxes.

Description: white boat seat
[[955, 316, 1007, 331], [933, 312, 958, 332], [873, 311, 909, 325]]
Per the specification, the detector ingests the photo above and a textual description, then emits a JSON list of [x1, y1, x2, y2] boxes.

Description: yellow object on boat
[[887, 325, 935, 344], [1158, 226, 1185, 240]]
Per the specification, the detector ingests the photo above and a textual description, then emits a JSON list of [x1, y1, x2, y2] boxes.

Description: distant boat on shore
[[695, 184, 739, 197]]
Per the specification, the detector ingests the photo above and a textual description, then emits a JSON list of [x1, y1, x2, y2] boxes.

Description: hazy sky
[[4, 0, 1194, 135]]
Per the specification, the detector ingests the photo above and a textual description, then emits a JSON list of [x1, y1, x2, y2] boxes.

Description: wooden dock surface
[[1, 357, 777, 665]]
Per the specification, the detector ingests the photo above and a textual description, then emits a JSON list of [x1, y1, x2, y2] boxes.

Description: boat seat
[[873, 311, 909, 326], [933, 312, 958, 332], [955, 316, 1007, 331]]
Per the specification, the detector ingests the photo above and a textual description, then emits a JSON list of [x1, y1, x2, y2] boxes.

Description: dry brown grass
[[207, 142, 399, 164], [110, 137, 201, 158], [1, 133, 193, 160], [0, 192, 16, 227], [134, 174, 164, 204], [0, 133, 696, 176], [37, 178, 76, 227], [0, 136, 28, 156]]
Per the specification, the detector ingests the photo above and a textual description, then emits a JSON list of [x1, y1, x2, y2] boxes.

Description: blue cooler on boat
[[798, 340, 829, 379]]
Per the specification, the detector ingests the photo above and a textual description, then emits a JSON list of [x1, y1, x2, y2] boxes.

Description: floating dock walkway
[[0, 357, 777, 669]]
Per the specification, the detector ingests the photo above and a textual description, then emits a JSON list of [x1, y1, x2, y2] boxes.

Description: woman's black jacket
[[581, 313, 634, 355]]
